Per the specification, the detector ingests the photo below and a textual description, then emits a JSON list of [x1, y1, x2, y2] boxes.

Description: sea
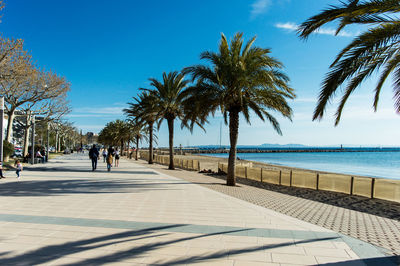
[[199, 148, 400, 180]]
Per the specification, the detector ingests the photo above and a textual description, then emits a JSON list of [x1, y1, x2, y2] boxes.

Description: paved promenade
[[0, 154, 396, 265]]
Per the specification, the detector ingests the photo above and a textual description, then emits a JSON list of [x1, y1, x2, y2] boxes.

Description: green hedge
[[3, 140, 14, 158]]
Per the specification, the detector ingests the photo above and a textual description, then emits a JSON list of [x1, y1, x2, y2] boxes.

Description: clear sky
[[2, 0, 399, 147]]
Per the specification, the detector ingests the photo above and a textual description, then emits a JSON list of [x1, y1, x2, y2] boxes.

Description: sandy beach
[[173, 153, 329, 173]]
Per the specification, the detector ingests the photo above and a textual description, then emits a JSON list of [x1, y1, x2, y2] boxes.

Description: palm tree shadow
[[68, 236, 340, 265], [0, 179, 178, 197], [25, 166, 159, 175]]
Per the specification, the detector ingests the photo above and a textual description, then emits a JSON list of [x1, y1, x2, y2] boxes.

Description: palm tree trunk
[[120, 139, 123, 156], [148, 121, 154, 164], [135, 135, 139, 160], [227, 110, 239, 186], [168, 118, 175, 170]]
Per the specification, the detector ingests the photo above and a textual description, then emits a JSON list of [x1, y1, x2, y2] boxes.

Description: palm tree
[[184, 32, 295, 186], [128, 120, 149, 160], [146, 71, 198, 170], [113, 120, 131, 155], [124, 91, 159, 164], [298, 0, 400, 125]]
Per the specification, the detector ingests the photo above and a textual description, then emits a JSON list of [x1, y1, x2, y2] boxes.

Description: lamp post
[[0, 97, 4, 163], [30, 115, 35, 165], [46, 122, 49, 162]]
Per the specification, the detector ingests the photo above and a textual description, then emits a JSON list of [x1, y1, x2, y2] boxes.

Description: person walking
[[114, 148, 120, 167], [106, 152, 113, 172], [102, 149, 107, 163], [89, 144, 99, 171], [14, 160, 23, 179], [106, 146, 115, 172]]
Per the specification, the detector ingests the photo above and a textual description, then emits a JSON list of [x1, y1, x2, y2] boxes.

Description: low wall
[[218, 163, 400, 203], [138, 151, 200, 171]]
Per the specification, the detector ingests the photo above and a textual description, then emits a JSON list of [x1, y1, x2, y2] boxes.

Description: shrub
[[3, 140, 14, 158]]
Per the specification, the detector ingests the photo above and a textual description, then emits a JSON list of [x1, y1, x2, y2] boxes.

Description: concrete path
[[0, 154, 396, 265]]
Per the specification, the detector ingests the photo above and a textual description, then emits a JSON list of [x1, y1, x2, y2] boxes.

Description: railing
[[138, 151, 200, 171], [218, 163, 400, 203]]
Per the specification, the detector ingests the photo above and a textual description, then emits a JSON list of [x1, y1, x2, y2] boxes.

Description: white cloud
[[275, 22, 353, 37], [250, 0, 271, 18], [72, 106, 124, 115], [275, 22, 298, 31]]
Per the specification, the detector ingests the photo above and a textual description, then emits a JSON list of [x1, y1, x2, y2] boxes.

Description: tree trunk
[[23, 113, 32, 157], [167, 118, 175, 170], [23, 124, 31, 157], [148, 121, 154, 164], [227, 110, 239, 186], [58, 136, 62, 152], [120, 139, 124, 156], [135, 135, 139, 160], [5, 109, 15, 143], [55, 131, 58, 152]]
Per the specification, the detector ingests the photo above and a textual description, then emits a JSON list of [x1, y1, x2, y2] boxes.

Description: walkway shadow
[[24, 166, 159, 175], [0, 224, 344, 265], [320, 255, 399, 266], [0, 179, 178, 197]]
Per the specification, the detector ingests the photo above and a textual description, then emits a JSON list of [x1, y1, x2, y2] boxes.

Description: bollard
[[350, 176, 354, 195]]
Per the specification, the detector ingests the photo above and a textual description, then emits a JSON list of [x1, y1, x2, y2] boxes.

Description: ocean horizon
[[200, 150, 400, 180]]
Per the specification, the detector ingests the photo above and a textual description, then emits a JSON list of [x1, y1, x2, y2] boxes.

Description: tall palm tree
[[146, 71, 198, 170], [127, 120, 149, 160], [124, 91, 159, 164], [298, 0, 400, 125], [184, 32, 295, 186], [113, 120, 131, 155]]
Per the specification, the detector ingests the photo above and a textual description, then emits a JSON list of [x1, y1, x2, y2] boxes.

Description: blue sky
[[2, 0, 399, 147]]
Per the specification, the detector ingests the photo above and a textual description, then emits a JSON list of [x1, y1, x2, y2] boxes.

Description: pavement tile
[[315, 256, 366, 265], [271, 253, 318, 265], [266, 246, 306, 255], [233, 261, 279, 266], [228, 250, 270, 262], [304, 246, 351, 258]]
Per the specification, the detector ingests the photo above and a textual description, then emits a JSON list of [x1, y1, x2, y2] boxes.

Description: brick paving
[[136, 159, 400, 256]]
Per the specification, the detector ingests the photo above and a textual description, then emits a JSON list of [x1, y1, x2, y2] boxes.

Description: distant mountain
[[260, 143, 308, 148]]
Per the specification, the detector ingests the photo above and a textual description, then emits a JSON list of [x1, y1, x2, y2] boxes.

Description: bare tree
[[1, 58, 70, 144]]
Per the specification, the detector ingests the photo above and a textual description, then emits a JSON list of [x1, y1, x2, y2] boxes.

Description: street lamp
[[0, 97, 4, 163], [46, 122, 49, 162], [31, 115, 35, 165]]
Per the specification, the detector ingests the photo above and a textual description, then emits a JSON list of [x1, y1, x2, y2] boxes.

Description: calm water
[[206, 152, 400, 180]]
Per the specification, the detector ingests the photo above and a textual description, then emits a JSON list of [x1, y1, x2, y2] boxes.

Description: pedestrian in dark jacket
[[89, 144, 99, 171]]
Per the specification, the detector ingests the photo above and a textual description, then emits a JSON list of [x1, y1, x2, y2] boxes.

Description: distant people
[[89, 144, 99, 171], [114, 148, 120, 167], [0, 161, 4, 178], [102, 149, 107, 163], [36, 150, 44, 163], [14, 160, 23, 179], [40, 149, 46, 162]]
